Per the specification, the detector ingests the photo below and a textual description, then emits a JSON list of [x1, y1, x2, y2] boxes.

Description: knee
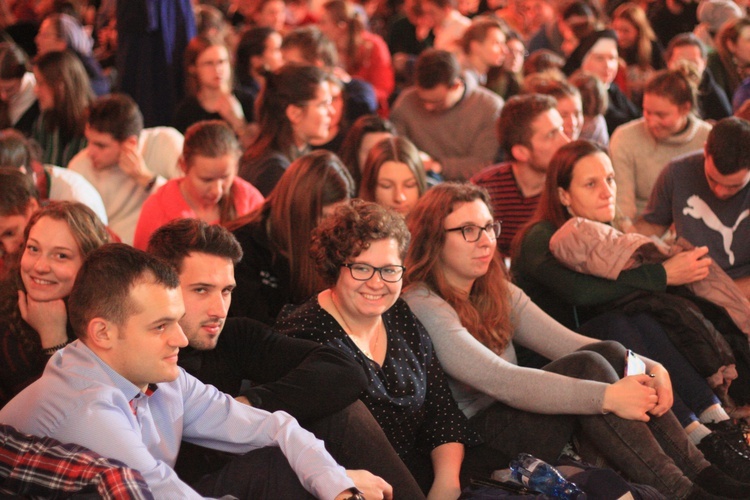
[[581, 340, 627, 371], [552, 348, 621, 383]]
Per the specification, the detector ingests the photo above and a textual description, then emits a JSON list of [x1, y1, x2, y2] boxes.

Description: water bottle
[[509, 453, 587, 499]]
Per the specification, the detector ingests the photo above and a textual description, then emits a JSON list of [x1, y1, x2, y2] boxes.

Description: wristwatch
[[344, 488, 365, 500]]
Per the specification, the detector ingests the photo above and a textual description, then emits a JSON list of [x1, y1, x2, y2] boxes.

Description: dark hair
[[522, 50, 565, 77], [68, 243, 179, 339], [643, 67, 697, 110], [228, 150, 354, 302], [460, 17, 506, 55], [87, 93, 144, 141], [415, 49, 461, 89], [147, 218, 243, 273], [0, 41, 28, 80], [0, 201, 109, 352], [612, 2, 656, 69], [359, 136, 427, 202], [512, 140, 607, 256], [0, 168, 37, 216], [522, 73, 581, 102], [311, 199, 410, 285], [282, 26, 339, 67], [0, 129, 34, 171], [705, 117, 750, 174], [184, 35, 232, 97], [498, 93, 558, 160], [404, 182, 511, 353], [236, 26, 277, 89], [0, 42, 29, 129], [244, 64, 329, 162], [338, 114, 397, 186], [569, 70, 608, 116], [183, 119, 240, 164], [182, 120, 241, 224], [322, 0, 365, 72], [716, 17, 750, 96], [33, 50, 93, 138], [665, 32, 706, 63]]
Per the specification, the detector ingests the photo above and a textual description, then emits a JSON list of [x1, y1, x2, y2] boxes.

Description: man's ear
[[86, 318, 116, 350], [511, 144, 531, 163], [123, 135, 139, 148], [178, 154, 188, 175]]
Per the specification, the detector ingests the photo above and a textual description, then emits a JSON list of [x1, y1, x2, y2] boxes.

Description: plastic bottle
[[509, 453, 587, 499]]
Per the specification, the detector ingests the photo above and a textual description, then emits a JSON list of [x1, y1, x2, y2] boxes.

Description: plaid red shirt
[[0, 424, 153, 499]]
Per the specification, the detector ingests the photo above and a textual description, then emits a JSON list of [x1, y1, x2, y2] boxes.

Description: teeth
[[362, 294, 383, 300], [33, 278, 54, 285]]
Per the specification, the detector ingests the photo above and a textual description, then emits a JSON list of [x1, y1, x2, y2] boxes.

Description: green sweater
[[512, 220, 667, 329]]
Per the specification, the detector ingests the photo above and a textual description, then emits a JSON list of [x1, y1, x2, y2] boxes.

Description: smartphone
[[625, 349, 646, 377]]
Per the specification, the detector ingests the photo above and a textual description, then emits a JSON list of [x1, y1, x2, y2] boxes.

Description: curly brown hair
[[311, 199, 410, 286]]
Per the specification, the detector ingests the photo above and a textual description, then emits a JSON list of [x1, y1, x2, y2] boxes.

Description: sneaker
[[698, 427, 750, 483]]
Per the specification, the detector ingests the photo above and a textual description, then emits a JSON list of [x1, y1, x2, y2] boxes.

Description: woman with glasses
[[239, 64, 334, 196], [173, 35, 256, 146], [402, 182, 750, 498], [276, 200, 479, 499]]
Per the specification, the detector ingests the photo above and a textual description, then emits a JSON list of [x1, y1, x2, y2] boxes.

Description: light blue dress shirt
[[0, 341, 354, 499]]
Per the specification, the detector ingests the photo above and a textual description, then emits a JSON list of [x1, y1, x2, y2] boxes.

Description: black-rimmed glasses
[[444, 221, 502, 242], [343, 263, 406, 283]]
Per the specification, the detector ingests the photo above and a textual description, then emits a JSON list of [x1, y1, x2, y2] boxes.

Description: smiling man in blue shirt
[[0, 244, 370, 500]]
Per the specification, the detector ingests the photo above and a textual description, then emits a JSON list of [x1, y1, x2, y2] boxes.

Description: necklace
[[330, 291, 380, 360]]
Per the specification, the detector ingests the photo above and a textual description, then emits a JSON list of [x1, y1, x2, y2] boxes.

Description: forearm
[[428, 442, 464, 500], [734, 275, 750, 300], [632, 218, 668, 237]]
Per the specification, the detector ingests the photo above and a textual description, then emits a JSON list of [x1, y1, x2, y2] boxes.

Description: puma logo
[[682, 195, 750, 265]]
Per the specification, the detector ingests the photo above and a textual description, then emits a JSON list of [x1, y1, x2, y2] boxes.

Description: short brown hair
[[311, 200, 410, 285], [69, 244, 179, 339], [497, 93, 557, 160], [87, 93, 143, 141]]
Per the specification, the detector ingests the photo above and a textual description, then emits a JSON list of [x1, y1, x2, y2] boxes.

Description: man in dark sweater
[[147, 218, 424, 499]]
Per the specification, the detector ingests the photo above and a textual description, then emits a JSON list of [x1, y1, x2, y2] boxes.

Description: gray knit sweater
[[403, 283, 655, 419], [610, 115, 711, 220]]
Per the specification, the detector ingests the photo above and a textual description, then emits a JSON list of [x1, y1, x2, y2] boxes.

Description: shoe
[[706, 420, 750, 449], [693, 465, 750, 498], [698, 428, 750, 483]]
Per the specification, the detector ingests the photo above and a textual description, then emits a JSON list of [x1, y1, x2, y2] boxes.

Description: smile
[[362, 293, 385, 300], [31, 277, 56, 285]]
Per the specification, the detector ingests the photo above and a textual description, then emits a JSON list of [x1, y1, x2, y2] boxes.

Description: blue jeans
[[464, 341, 709, 499], [579, 312, 721, 428]]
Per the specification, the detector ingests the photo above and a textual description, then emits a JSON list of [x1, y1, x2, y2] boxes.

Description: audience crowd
[[2, 0, 750, 498]]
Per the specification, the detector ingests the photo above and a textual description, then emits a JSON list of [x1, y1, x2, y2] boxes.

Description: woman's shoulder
[[274, 296, 340, 340]]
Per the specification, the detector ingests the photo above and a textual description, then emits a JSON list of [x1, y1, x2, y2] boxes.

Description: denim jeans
[[464, 341, 709, 499], [580, 312, 721, 428]]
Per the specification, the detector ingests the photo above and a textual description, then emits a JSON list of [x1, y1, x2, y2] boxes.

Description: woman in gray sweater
[[402, 182, 749, 499]]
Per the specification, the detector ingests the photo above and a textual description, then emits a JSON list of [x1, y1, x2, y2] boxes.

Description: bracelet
[[42, 341, 69, 356]]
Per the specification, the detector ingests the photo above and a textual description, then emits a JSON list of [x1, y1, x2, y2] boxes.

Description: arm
[[609, 127, 638, 221], [179, 372, 357, 500], [633, 163, 675, 238], [518, 222, 667, 306], [404, 286, 608, 415], [427, 442, 464, 500], [735, 275, 750, 301], [223, 319, 368, 422]]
